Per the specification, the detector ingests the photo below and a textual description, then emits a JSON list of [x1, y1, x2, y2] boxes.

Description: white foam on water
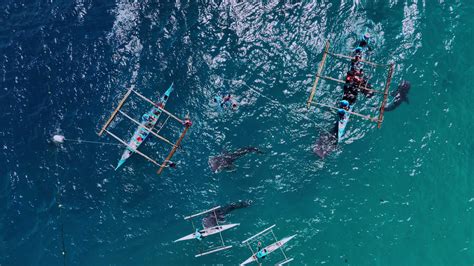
[[107, 0, 143, 83]]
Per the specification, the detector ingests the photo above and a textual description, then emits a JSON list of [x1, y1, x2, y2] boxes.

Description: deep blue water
[[1, 0, 473, 265]]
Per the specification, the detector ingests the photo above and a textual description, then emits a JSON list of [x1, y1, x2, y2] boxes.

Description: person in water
[[213, 94, 238, 109], [256, 241, 268, 259], [164, 160, 177, 168], [354, 32, 373, 53]]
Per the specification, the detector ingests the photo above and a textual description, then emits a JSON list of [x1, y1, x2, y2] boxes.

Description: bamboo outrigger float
[[174, 206, 240, 257], [306, 40, 395, 129], [98, 85, 191, 175]]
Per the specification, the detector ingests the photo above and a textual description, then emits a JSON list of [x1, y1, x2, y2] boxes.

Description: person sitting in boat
[[142, 113, 150, 122], [256, 242, 268, 259], [343, 84, 358, 105], [194, 229, 203, 241], [345, 70, 356, 83], [345, 69, 363, 84], [358, 79, 374, 98], [141, 113, 155, 126], [350, 55, 363, 71], [337, 100, 350, 120]]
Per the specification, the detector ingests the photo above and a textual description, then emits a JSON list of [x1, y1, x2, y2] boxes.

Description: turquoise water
[[1, 0, 473, 265]]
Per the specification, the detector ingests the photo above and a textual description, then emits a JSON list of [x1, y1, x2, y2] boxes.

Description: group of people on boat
[[338, 33, 374, 119]]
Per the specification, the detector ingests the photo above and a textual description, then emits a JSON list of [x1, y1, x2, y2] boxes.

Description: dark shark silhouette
[[208, 147, 263, 173], [313, 123, 338, 159], [202, 200, 252, 228], [385, 80, 411, 111]]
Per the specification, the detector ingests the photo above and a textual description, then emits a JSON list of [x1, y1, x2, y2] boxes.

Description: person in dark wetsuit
[[213, 94, 238, 110], [343, 60, 373, 105], [354, 32, 373, 54]]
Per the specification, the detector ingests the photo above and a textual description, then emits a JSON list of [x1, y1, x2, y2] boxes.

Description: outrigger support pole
[[327, 51, 388, 68], [104, 129, 161, 167], [245, 242, 259, 264], [98, 87, 133, 136], [307, 40, 330, 109], [184, 206, 221, 220], [309, 101, 378, 122], [377, 63, 395, 128], [214, 209, 226, 247], [118, 110, 177, 147], [131, 89, 184, 124], [315, 74, 383, 94], [157, 115, 192, 175]]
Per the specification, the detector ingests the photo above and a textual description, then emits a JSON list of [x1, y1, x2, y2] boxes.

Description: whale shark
[[313, 124, 338, 159], [208, 147, 263, 173], [385, 80, 411, 112], [202, 200, 252, 228]]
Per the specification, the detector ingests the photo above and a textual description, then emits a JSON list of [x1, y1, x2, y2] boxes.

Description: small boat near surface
[[174, 223, 240, 243], [240, 235, 296, 265], [115, 83, 173, 170]]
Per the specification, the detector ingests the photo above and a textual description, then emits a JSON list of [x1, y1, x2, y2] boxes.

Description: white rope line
[[63, 138, 122, 146], [54, 151, 67, 266]]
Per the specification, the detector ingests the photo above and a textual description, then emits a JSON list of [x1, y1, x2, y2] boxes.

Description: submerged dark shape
[[202, 200, 252, 228], [385, 80, 411, 111], [208, 147, 263, 173], [313, 123, 338, 159]]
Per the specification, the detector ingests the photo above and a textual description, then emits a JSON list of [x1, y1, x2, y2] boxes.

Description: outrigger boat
[[174, 206, 240, 257], [115, 84, 173, 170], [174, 223, 239, 243], [307, 39, 395, 158], [307, 40, 394, 128], [98, 83, 192, 175], [240, 224, 296, 265]]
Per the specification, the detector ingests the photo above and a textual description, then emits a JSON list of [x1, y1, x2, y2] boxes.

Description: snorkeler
[[213, 94, 238, 110]]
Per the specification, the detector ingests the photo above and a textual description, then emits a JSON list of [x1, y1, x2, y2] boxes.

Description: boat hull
[[337, 105, 353, 143], [240, 235, 296, 265], [174, 223, 240, 242], [115, 84, 173, 170]]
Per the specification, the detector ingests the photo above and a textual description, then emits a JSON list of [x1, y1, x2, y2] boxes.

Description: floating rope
[[52, 135, 121, 146], [54, 152, 67, 266]]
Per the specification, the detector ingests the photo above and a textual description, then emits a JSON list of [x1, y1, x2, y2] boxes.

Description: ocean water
[[1, 0, 473, 265]]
